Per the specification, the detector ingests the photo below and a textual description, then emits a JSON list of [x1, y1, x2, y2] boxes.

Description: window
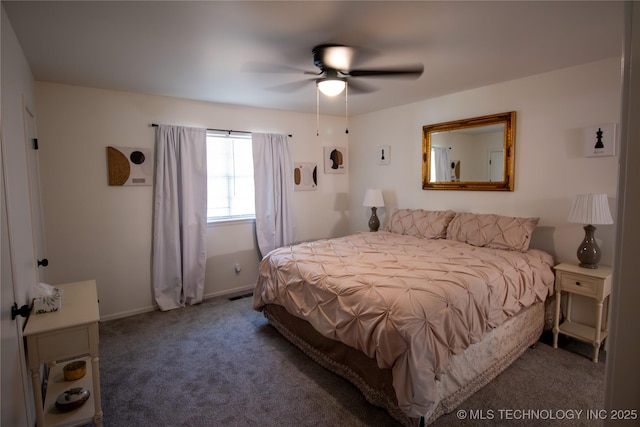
[[430, 146, 452, 183], [206, 132, 255, 222]]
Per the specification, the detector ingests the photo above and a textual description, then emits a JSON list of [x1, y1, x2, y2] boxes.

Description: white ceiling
[[3, 1, 624, 116]]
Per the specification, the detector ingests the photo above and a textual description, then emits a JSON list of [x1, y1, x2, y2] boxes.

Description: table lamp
[[363, 189, 385, 232], [567, 193, 613, 269]]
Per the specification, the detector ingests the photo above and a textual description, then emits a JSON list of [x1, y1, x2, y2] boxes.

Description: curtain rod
[[150, 123, 291, 138]]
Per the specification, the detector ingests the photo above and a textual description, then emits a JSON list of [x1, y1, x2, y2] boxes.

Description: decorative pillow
[[446, 212, 539, 252], [384, 209, 456, 239]]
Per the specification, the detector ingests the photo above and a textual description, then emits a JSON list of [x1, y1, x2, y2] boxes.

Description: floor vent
[[228, 292, 253, 301]]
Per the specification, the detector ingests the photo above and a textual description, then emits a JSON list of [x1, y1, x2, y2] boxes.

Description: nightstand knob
[[575, 281, 581, 286]]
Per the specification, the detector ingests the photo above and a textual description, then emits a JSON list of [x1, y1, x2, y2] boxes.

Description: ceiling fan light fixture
[[317, 78, 346, 96], [324, 46, 354, 70]]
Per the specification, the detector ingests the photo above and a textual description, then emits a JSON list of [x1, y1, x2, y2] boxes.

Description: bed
[[253, 209, 555, 426]]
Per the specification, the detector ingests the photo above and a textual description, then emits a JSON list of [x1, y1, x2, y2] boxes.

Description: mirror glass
[[422, 112, 515, 191]]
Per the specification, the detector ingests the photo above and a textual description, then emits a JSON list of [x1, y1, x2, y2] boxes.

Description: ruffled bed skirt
[[263, 301, 545, 426]]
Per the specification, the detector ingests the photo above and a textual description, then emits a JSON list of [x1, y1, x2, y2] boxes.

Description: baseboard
[[203, 284, 255, 301], [100, 305, 156, 322], [99, 284, 257, 322]]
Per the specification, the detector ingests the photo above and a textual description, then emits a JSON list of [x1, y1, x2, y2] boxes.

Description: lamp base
[[576, 224, 601, 269], [368, 207, 380, 232], [578, 262, 599, 269]]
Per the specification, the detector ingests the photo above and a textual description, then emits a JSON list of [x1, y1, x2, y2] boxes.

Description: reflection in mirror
[[422, 112, 515, 191], [430, 124, 504, 182]]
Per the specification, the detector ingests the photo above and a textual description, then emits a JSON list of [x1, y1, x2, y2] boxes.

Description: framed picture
[[584, 124, 616, 157], [107, 146, 153, 186], [324, 146, 347, 174], [293, 162, 317, 191], [378, 145, 390, 165]]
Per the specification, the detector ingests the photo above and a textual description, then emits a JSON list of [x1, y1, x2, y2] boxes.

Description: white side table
[[552, 263, 612, 363], [23, 280, 103, 427]]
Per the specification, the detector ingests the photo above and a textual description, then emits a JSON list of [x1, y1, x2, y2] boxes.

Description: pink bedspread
[[253, 231, 554, 418]]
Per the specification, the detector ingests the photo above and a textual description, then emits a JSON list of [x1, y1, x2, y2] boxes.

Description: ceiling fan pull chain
[[316, 85, 320, 136], [345, 82, 349, 134]]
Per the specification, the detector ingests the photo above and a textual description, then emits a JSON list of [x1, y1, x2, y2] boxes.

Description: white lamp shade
[[567, 193, 613, 225], [317, 79, 346, 96], [363, 189, 385, 207]]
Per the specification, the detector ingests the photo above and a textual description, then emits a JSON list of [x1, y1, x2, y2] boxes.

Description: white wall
[[34, 83, 348, 319], [348, 58, 621, 268]]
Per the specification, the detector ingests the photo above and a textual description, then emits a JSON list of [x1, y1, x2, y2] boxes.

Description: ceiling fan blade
[[346, 79, 378, 94], [348, 64, 424, 79], [267, 79, 315, 93], [242, 61, 310, 74]]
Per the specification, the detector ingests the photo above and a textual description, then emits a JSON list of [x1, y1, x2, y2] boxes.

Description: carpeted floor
[[98, 295, 605, 427]]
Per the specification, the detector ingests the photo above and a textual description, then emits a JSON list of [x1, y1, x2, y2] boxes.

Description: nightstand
[[552, 263, 612, 362], [23, 280, 103, 427]]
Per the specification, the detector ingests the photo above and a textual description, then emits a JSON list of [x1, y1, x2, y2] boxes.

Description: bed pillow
[[446, 212, 539, 252], [384, 209, 456, 239]]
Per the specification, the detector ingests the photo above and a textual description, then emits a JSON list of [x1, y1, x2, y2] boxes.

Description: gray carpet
[[98, 295, 605, 426]]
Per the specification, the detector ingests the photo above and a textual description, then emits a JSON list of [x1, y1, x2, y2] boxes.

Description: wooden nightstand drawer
[[559, 272, 598, 296]]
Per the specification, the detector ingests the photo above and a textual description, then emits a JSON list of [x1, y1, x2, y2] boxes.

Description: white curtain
[[152, 125, 207, 311], [430, 146, 451, 182], [252, 133, 296, 257]]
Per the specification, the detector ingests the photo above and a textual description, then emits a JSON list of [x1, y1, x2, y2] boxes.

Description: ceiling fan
[[245, 44, 423, 134], [308, 44, 424, 96], [247, 44, 424, 97]]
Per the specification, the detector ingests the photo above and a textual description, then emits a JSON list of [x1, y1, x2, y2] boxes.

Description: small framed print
[[378, 145, 390, 165], [107, 146, 153, 186], [584, 124, 616, 157], [324, 146, 347, 174], [293, 162, 317, 191]]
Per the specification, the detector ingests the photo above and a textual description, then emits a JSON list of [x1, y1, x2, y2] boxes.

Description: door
[[0, 100, 45, 426], [489, 150, 503, 182], [24, 105, 48, 284], [1, 136, 31, 427]]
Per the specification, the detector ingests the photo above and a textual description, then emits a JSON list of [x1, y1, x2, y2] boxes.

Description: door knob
[[37, 258, 48, 267], [11, 303, 31, 320]]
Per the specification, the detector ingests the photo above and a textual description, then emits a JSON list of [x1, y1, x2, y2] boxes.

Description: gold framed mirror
[[422, 111, 516, 191]]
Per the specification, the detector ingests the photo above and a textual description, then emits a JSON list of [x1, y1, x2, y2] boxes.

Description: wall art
[[378, 145, 390, 165], [323, 146, 347, 174], [107, 146, 153, 186], [294, 162, 317, 191], [584, 124, 616, 157]]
